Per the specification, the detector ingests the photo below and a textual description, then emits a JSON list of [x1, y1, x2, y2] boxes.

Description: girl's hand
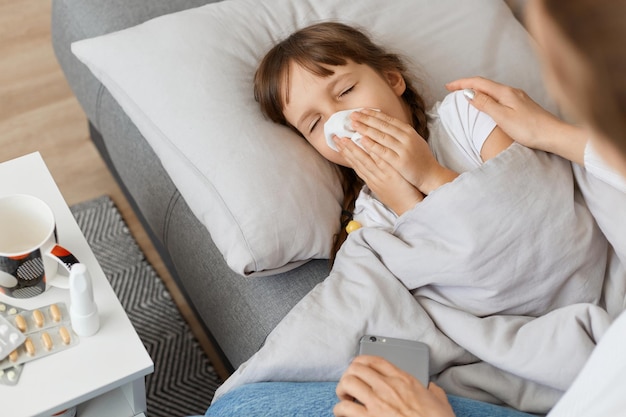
[[351, 109, 458, 195], [445, 77, 587, 165], [334, 355, 456, 417], [335, 136, 423, 216]]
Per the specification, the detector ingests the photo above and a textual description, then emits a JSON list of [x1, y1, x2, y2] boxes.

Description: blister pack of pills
[[0, 302, 79, 372], [0, 312, 26, 386], [11, 303, 69, 333], [0, 364, 23, 386], [0, 302, 28, 386], [0, 314, 26, 362], [0, 301, 26, 318]]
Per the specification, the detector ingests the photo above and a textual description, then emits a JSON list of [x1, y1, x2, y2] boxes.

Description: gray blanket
[[214, 144, 626, 414]]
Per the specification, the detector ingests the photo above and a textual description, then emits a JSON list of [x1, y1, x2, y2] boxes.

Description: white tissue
[[324, 108, 365, 152]]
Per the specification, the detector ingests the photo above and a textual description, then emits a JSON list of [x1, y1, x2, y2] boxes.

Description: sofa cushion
[[70, 0, 554, 276]]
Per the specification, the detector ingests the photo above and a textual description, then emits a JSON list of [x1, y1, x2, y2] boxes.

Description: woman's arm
[[446, 77, 587, 166]]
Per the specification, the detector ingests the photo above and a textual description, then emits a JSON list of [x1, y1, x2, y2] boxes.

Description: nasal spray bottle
[[69, 263, 100, 337]]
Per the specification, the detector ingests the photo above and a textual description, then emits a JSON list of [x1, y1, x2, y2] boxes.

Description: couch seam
[[94, 83, 105, 131], [163, 190, 181, 246]]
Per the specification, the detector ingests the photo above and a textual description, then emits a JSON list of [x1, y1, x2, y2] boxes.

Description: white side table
[[0, 152, 154, 417]]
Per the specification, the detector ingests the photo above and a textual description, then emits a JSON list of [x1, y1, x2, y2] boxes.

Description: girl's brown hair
[[254, 22, 430, 265]]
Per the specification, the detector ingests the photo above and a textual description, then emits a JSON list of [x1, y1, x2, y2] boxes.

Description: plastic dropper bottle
[[69, 263, 100, 337]]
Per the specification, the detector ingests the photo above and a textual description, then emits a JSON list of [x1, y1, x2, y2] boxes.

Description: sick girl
[[253, 21, 514, 262]]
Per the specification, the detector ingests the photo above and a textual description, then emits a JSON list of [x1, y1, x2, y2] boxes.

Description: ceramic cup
[[0, 194, 79, 298]]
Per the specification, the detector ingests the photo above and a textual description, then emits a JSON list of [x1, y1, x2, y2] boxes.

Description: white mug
[[0, 194, 79, 298]]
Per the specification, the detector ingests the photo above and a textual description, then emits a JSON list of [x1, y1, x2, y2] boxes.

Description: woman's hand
[[446, 76, 587, 165], [334, 355, 455, 417], [336, 136, 423, 216], [350, 109, 458, 195]]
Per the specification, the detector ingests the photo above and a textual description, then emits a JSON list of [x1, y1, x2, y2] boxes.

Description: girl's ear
[[385, 70, 407, 96]]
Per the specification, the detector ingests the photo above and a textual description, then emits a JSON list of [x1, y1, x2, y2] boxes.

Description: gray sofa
[[52, 0, 530, 378], [51, 0, 329, 374]]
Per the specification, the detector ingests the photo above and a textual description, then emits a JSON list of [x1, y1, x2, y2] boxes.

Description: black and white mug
[[0, 194, 79, 298]]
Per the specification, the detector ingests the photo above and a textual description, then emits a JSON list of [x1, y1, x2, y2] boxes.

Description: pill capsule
[[41, 332, 53, 351], [33, 309, 45, 328], [59, 326, 71, 345], [14, 315, 27, 332], [24, 338, 35, 356], [9, 350, 18, 362], [50, 304, 62, 322]]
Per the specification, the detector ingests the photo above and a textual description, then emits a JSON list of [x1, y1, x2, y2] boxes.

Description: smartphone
[[358, 335, 430, 386]]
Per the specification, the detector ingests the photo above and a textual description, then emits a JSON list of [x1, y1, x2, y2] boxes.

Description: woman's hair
[[254, 22, 430, 264], [542, 0, 626, 157]]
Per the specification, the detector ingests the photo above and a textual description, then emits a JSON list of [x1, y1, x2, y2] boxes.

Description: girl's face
[[282, 60, 411, 167]]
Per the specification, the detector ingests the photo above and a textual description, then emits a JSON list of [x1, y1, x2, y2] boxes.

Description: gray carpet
[[70, 195, 221, 417]]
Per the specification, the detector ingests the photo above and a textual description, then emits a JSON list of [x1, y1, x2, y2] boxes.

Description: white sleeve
[[352, 186, 397, 231], [547, 310, 626, 417], [437, 90, 497, 165], [584, 141, 626, 193]]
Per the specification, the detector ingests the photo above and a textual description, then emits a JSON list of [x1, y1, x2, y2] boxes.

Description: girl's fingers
[[351, 110, 410, 150], [337, 137, 387, 182], [359, 135, 395, 162]]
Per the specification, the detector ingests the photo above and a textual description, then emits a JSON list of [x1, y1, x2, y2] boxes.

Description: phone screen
[[358, 335, 430, 386]]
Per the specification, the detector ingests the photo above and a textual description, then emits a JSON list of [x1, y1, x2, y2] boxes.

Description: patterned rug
[[70, 196, 221, 417]]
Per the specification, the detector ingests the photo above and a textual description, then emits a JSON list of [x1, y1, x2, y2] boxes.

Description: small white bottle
[[69, 263, 100, 336]]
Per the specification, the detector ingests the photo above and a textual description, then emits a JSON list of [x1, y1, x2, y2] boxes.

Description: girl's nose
[[323, 105, 349, 124]]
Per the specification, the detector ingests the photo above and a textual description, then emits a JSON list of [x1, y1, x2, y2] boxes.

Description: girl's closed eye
[[339, 85, 355, 97], [309, 116, 321, 133]]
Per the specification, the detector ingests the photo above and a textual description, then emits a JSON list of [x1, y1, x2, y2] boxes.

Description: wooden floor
[[0, 0, 229, 380]]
